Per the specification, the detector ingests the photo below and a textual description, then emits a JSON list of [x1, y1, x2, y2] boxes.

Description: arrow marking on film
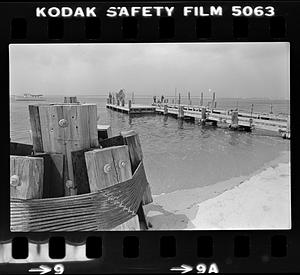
[[170, 264, 193, 274], [29, 265, 52, 274]]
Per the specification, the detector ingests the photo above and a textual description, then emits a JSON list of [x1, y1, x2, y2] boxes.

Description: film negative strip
[[1, 0, 299, 273]]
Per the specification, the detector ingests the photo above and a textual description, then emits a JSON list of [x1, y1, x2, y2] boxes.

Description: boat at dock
[[14, 93, 46, 101]]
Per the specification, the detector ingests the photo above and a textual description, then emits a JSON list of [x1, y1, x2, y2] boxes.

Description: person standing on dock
[[153, 96, 156, 103]]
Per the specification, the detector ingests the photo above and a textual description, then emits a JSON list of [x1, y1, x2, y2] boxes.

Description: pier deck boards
[[106, 103, 156, 114]]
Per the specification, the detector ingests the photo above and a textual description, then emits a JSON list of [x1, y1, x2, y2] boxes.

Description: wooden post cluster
[[64, 96, 78, 103], [11, 97, 153, 231]]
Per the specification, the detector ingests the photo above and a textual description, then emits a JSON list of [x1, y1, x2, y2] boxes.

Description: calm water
[[10, 95, 290, 195]]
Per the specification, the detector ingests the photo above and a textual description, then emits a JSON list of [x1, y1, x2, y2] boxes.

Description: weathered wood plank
[[85, 147, 118, 191], [29, 105, 43, 153], [31, 153, 65, 198], [72, 149, 90, 195], [85, 146, 140, 230], [10, 156, 44, 199], [99, 135, 124, 148], [10, 142, 33, 156], [121, 130, 153, 204], [121, 130, 152, 229], [88, 105, 99, 148]]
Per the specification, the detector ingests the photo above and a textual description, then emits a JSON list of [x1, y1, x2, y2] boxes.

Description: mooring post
[[211, 92, 216, 111], [201, 107, 207, 124], [28, 101, 99, 196], [200, 92, 203, 106], [178, 105, 184, 119], [128, 100, 132, 114], [163, 104, 168, 115], [85, 146, 140, 230], [231, 110, 239, 129]]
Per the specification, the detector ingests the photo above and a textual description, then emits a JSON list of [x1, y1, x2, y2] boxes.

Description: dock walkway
[[106, 103, 156, 114], [106, 102, 290, 138]]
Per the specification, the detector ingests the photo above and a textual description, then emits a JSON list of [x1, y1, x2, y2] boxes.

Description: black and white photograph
[[9, 42, 290, 231]]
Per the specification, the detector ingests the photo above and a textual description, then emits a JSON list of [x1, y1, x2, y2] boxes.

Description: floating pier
[[10, 96, 153, 231]]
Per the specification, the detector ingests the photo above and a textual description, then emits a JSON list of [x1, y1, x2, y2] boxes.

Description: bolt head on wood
[[104, 163, 112, 173], [119, 160, 127, 168], [10, 175, 20, 187], [66, 180, 74, 189], [58, 118, 69, 128]]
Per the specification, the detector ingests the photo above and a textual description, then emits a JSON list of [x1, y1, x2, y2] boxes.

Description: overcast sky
[[9, 42, 290, 99]]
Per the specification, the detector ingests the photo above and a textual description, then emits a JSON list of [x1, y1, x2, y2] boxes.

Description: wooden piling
[[97, 125, 112, 141], [64, 96, 78, 103], [85, 146, 140, 230], [128, 100, 132, 114], [163, 104, 168, 115], [231, 111, 239, 129], [211, 92, 216, 110], [200, 92, 203, 106], [10, 156, 44, 199], [178, 105, 184, 119], [28, 103, 99, 196], [201, 107, 206, 124]]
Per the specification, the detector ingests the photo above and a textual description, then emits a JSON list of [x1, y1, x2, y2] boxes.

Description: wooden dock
[[106, 100, 290, 138]]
